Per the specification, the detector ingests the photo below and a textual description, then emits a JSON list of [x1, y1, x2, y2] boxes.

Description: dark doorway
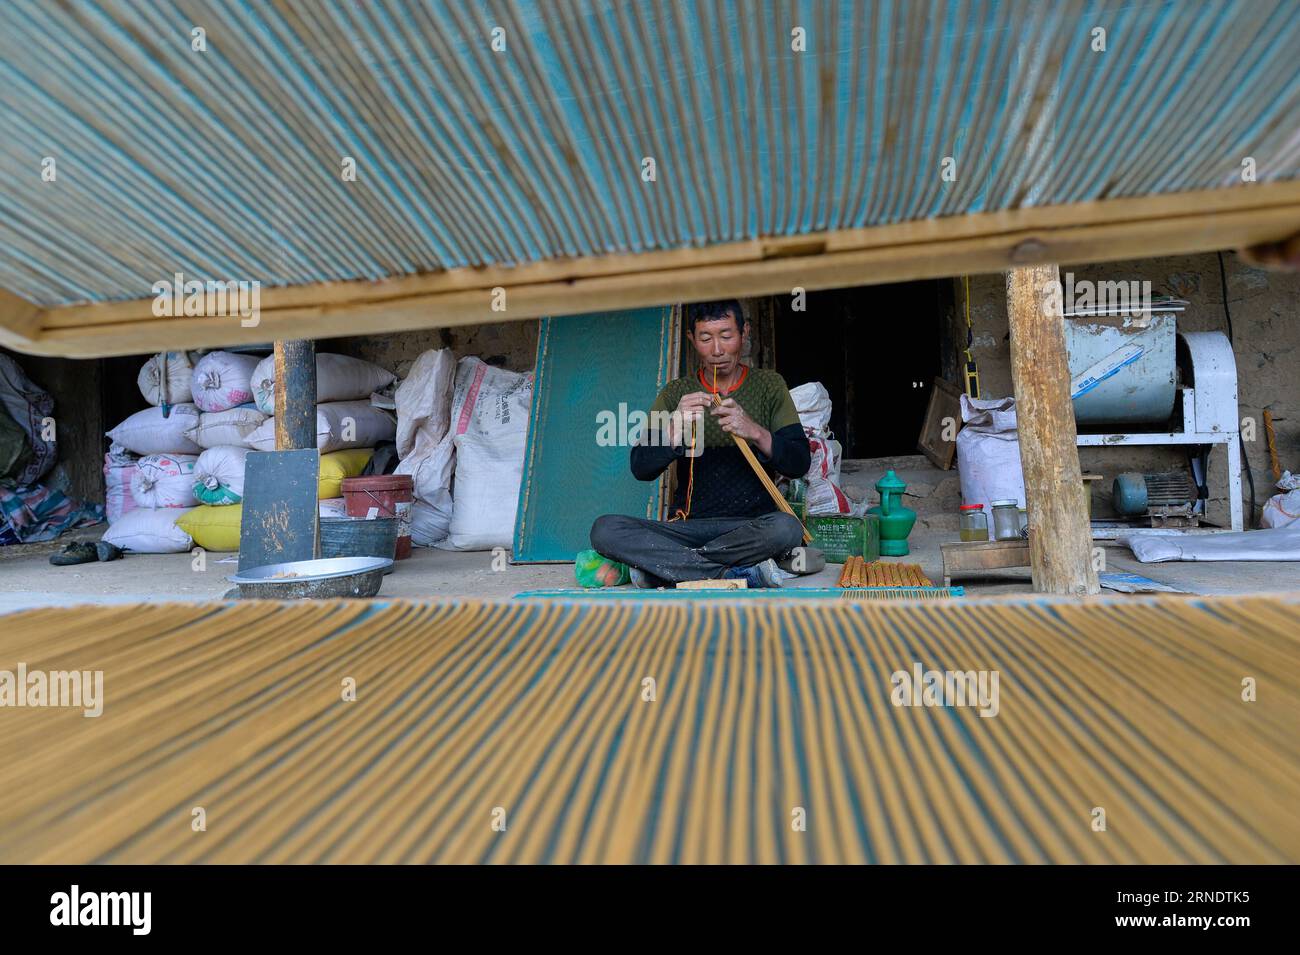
[[774, 280, 947, 458]]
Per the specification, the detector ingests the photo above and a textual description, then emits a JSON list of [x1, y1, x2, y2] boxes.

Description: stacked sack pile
[[789, 381, 852, 515], [102, 350, 208, 553], [394, 351, 533, 550], [101, 351, 397, 553], [100, 349, 191, 528], [176, 352, 397, 551]]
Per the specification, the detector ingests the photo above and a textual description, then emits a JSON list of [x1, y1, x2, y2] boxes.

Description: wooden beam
[[0, 290, 45, 351], [1006, 264, 1098, 596], [273, 341, 317, 451], [4, 182, 1299, 357]]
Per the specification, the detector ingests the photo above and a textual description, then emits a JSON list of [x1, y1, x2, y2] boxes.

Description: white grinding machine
[[1065, 310, 1243, 538]]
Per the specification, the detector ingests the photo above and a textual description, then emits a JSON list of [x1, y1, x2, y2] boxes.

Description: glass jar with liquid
[[958, 504, 989, 541]]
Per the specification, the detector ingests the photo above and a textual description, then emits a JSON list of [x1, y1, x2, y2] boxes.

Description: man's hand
[[667, 391, 712, 446], [711, 398, 773, 457]]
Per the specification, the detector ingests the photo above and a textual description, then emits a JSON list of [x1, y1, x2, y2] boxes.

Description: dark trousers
[[589, 511, 804, 584]]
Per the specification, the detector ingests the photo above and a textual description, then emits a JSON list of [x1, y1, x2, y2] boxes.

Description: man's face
[[688, 311, 746, 379]]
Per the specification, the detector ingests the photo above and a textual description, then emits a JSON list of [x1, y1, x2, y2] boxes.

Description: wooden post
[[273, 340, 316, 450], [1006, 265, 1099, 595]]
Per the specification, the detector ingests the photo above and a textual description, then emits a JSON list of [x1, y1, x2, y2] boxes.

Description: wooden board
[[1082, 472, 1103, 519], [917, 376, 963, 470], [941, 539, 1031, 586], [675, 578, 747, 590], [512, 307, 677, 562], [237, 449, 320, 572], [7, 184, 1300, 358]]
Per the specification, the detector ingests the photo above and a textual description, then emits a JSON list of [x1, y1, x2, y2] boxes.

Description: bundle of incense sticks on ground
[[837, 556, 933, 587]]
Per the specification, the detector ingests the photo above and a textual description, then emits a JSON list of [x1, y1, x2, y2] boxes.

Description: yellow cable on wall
[[962, 274, 981, 399]]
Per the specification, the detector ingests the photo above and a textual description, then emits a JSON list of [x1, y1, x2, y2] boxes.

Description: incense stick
[[3, 596, 1298, 863]]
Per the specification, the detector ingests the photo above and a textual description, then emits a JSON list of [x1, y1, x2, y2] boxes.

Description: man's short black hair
[[686, 299, 746, 334]]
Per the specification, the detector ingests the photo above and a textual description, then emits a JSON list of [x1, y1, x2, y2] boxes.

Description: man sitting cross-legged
[[589, 300, 810, 589]]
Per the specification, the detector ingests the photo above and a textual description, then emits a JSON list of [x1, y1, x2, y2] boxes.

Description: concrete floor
[[2, 524, 1296, 614]]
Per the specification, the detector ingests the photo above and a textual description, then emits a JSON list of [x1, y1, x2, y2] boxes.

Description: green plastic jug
[[866, 469, 917, 556]]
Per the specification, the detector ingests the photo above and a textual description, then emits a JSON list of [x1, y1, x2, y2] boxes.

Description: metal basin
[[227, 556, 392, 599], [319, 517, 398, 572]]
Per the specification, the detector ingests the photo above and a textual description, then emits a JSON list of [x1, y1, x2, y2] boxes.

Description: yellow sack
[[319, 448, 373, 499], [176, 451, 373, 552], [176, 504, 242, 552]]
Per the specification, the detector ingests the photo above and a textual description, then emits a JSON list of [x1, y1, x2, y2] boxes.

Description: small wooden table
[[676, 578, 747, 590], [940, 539, 1031, 586]]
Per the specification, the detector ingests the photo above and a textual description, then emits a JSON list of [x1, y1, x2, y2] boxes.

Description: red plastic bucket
[[342, 474, 414, 559]]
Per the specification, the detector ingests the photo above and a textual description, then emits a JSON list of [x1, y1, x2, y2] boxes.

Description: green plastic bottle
[[866, 470, 917, 556]]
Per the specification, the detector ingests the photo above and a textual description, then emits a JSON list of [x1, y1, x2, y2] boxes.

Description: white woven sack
[[245, 400, 396, 453], [190, 351, 260, 412], [251, 353, 397, 414], [436, 428, 526, 551], [102, 507, 195, 553], [103, 447, 141, 524], [107, 404, 202, 456], [185, 406, 267, 449], [790, 381, 833, 434], [137, 351, 196, 406], [393, 348, 457, 506], [193, 446, 252, 505], [131, 453, 199, 508]]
